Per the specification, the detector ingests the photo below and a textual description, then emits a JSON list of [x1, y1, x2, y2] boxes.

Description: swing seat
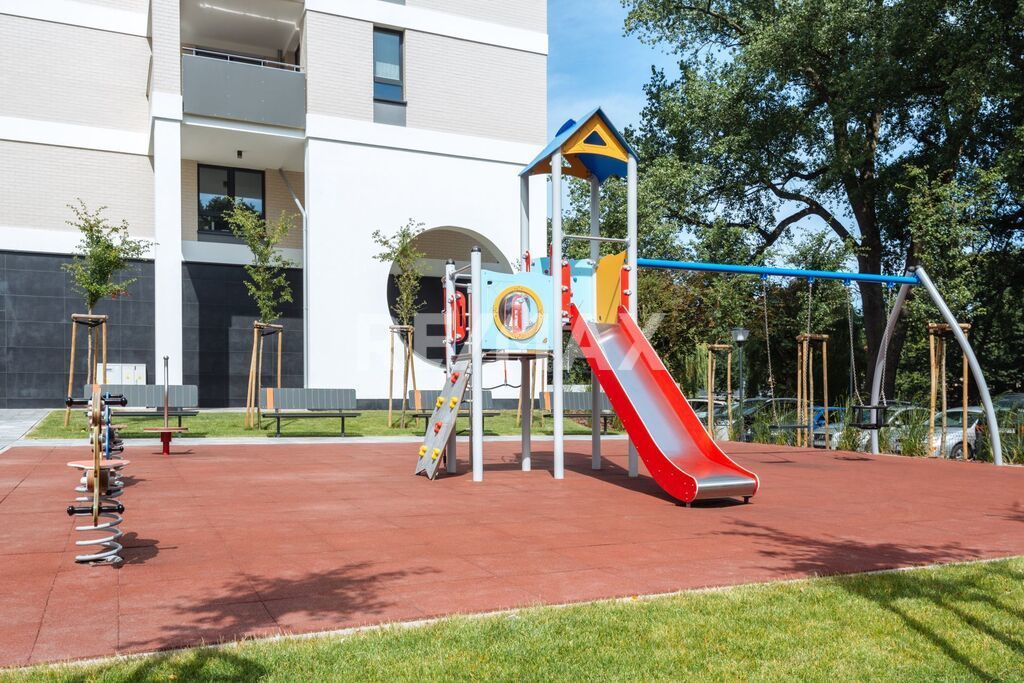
[[851, 405, 888, 430]]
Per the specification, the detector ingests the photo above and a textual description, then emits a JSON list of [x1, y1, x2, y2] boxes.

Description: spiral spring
[[65, 389, 129, 565]]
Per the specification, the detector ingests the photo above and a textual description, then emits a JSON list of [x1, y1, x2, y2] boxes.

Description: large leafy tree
[[622, 0, 1023, 397]]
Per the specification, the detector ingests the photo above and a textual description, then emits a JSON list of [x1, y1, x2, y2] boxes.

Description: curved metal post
[[869, 283, 911, 454], [551, 151, 565, 480], [470, 247, 484, 481], [626, 155, 639, 477], [915, 267, 1002, 465]]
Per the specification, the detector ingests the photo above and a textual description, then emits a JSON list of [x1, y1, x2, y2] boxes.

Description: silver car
[[891, 407, 983, 459]]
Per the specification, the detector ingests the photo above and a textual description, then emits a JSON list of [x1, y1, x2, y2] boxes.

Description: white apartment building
[[0, 0, 548, 407]]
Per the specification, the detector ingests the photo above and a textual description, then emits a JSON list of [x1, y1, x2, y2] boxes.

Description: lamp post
[[731, 326, 750, 441]]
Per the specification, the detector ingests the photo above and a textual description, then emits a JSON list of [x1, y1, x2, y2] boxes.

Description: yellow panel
[[595, 251, 627, 324], [524, 153, 590, 179], [564, 115, 629, 163]]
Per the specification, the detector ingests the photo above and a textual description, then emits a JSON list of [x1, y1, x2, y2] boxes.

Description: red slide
[[571, 305, 759, 504]]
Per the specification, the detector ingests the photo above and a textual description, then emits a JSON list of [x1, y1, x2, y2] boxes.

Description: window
[[197, 165, 265, 236], [373, 29, 403, 102]]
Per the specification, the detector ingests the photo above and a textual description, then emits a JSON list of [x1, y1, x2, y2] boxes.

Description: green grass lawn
[[8, 558, 1022, 681], [26, 409, 621, 440]]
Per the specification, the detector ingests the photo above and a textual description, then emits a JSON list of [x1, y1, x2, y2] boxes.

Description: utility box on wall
[[95, 364, 147, 385]]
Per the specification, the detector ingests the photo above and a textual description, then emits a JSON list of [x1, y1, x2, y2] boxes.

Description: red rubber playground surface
[[1, 439, 1023, 667]]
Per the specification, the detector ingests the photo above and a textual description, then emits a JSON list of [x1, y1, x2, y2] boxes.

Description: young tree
[[225, 204, 296, 323], [63, 200, 150, 313], [372, 220, 426, 326]]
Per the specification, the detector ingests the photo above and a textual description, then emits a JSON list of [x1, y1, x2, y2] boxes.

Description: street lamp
[[731, 326, 750, 441]]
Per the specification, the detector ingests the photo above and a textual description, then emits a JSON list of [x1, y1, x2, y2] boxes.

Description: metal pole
[[627, 154, 639, 477], [738, 342, 745, 441], [869, 283, 911, 454], [471, 247, 484, 481], [915, 266, 1002, 465], [520, 174, 530, 264], [444, 259, 458, 475], [589, 174, 602, 470], [521, 356, 531, 471], [551, 151, 565, 480], [637, 258, 920, 286]]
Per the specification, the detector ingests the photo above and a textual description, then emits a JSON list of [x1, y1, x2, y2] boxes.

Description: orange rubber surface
[[0, 440, 1021, 667]]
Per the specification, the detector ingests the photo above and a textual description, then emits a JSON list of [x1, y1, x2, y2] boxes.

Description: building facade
[[0, 0, 548, 407]]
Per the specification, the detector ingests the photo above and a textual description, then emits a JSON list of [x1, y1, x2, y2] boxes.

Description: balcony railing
[[182, 47, 303, 72], [181, 47, 306, 130]]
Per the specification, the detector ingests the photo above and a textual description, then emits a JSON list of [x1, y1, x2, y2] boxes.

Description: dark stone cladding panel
[[0, 251, 155, 408], [0, 252, 304, 409], [182, 262, 303, 407]]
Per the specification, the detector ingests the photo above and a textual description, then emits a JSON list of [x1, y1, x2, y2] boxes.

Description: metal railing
[[181, 46, 302, 73]]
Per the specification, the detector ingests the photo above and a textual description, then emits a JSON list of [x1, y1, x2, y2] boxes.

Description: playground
[[1, 437, 1023, 668], [5, 108, 1021, 678]]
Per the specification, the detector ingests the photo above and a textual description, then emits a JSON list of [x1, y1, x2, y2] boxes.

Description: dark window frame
[[197, 164, 266, 237], [373, 28, 405, 104]]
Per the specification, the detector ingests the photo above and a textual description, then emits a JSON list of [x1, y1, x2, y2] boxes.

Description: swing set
[[636, 258, 1005, 464]]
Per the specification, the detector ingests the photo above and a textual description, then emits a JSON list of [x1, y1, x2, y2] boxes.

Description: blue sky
[[547, 0, 678, 136]]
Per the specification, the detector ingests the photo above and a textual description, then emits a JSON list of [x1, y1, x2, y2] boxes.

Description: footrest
[[67, 503, 124, 516]]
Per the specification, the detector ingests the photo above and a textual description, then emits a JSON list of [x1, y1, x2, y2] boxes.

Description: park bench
[[84, 384, 199, 427], [409, 389, 498, 433], [542, 390, 616, 434], [260, 388, 361, 436]]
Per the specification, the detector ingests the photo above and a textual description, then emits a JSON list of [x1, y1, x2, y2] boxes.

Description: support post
[[626, 154, 639, 477], [551, 151, 565, 480], [471, 247, 484, 481], [915, 266, 1002, 464], [520, 174, 530, 265], [521, 356, 531, 471], [589, 174, 602, 470]]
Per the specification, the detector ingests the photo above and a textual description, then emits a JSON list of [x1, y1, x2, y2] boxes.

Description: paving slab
[[0, 440, 1021, 668]]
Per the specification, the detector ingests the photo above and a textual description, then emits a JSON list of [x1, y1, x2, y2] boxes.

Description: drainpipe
[[278, 168, 307, 386]]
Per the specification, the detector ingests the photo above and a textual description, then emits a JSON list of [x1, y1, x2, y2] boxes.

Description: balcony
[[182, 48, 306, 130]]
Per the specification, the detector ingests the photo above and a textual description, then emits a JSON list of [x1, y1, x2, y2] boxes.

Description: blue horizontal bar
[[636, 258, 920, 286]]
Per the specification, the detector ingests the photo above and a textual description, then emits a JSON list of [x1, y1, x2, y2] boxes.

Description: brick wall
[[0, 141, 154, 237], [150, 0, 181, 95], [305, 12, 373, 121], [407, 0, 546, 32], [0, 14, 150, 131], [405, 31, 546, 143]]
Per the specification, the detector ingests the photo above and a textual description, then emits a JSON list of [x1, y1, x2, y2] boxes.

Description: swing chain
[[845, 280, 863, 406], [760, 276, 779, 422]]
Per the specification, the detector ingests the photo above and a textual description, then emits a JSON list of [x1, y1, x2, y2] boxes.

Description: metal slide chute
[[571, 304, 759, 504]]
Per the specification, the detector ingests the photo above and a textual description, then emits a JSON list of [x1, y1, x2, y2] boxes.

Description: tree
[[622, 0, 1023, 397], [225, 204, 296, 323], [63, 200, 150, 313], [372, 220, 426, 326]]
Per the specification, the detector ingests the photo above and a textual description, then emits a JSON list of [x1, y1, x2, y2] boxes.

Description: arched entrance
[[384, 226, 512, 366]]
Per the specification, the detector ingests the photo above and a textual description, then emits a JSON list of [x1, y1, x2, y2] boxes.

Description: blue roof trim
[[519, 108, 638, 182]]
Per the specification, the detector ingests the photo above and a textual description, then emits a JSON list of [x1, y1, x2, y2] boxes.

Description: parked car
[[891, 407, 984, 459], [995, 392, 1024, 410], [813, 403, 922, 451]]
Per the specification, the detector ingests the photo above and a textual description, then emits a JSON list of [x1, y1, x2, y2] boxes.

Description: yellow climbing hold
[[431, 448, 441, 461], [436, 396, 444, 408], [418, 445, 427, 456], [449, 397, 459, 409]]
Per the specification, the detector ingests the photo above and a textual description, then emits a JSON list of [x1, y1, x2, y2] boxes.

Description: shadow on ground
[[726, 519, 1024, 678]]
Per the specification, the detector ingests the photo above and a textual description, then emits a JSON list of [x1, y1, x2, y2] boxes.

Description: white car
[[891, 407, 983, 459], [813, 405, 924, 451]]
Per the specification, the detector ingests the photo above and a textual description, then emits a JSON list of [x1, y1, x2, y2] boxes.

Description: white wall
[[306, 138, 546, 399]]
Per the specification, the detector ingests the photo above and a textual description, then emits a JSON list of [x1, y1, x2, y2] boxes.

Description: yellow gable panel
[[564, 115, 629, 163], [524, 153, 591, 179]]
